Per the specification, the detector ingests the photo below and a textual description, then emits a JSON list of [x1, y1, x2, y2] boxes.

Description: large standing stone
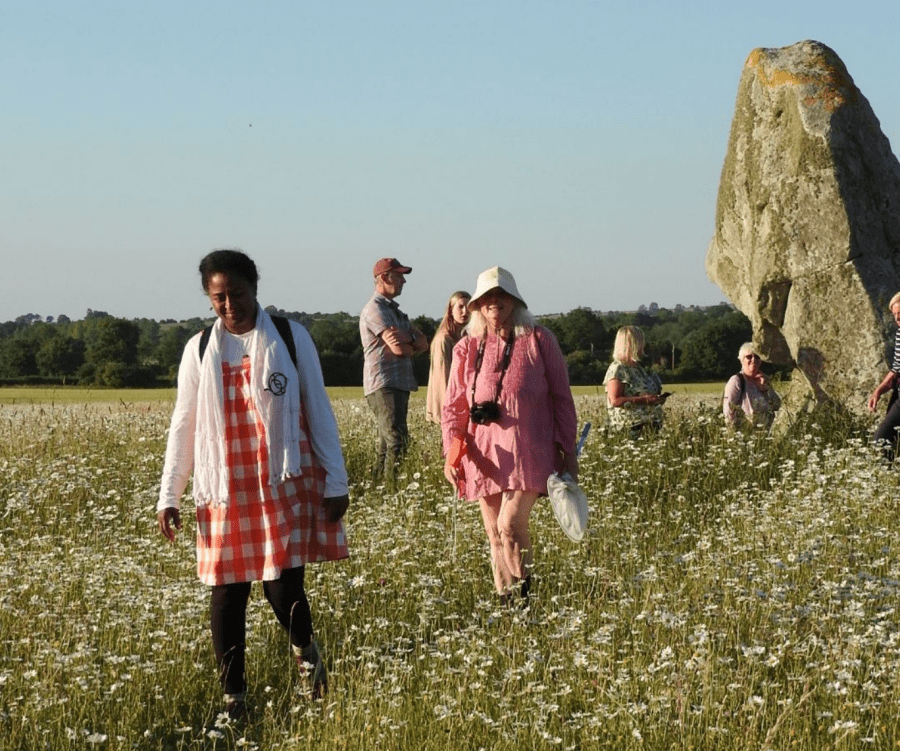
[[706, 40, 900, 407]]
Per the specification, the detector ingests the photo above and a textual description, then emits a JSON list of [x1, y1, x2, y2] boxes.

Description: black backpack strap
[[199, 316, 297, 370], [271, 315, 298, 369], [198, 324, 213, 362], [736, 372, 746, 401]]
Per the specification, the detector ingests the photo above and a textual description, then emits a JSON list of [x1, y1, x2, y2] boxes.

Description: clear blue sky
[[3, 0, 898, 322]]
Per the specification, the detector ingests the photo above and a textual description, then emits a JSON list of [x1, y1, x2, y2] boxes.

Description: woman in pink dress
[[442, 267, 577, 606], [158, 250, 348, 718]]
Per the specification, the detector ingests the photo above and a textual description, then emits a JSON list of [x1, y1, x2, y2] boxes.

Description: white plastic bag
[[547, 471, 588, 542], [547, 422, 591, 542]]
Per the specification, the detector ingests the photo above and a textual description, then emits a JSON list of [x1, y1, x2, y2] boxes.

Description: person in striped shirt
[[868, 291, 900, 461]]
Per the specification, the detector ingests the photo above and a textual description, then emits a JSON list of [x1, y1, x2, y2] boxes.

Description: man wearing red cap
[[359, 258, 428, 479]]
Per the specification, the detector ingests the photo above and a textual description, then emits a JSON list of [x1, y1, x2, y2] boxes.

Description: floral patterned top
[[603, 360, 664, 432]]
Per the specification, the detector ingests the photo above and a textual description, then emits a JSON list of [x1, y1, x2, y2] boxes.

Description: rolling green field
[[0, 387, 177, 405], [1, 386, 896, 750], [0, 381, 722, 405]]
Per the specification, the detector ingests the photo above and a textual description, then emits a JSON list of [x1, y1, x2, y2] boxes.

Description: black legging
[[874, 398, 900, 463], [210, 566, 312, 696]]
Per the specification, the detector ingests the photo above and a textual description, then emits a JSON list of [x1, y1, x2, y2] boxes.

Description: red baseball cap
[[373, 257, 412, 277]]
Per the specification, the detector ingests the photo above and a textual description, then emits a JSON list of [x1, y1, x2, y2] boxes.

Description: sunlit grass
[[0, 388, 896, 749], [0, 382, 725, 405], [0, 385, 366, 405], [0, 387, 176, 405]]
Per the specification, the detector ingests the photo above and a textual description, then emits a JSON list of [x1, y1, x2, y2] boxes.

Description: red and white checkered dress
[[195, 359, 348, 586]]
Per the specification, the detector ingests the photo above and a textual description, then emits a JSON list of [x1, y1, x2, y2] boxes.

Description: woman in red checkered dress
[[158, 250, 349, 718]]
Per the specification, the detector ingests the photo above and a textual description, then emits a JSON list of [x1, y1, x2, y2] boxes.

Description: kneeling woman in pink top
[[441, 267, 577, 605]]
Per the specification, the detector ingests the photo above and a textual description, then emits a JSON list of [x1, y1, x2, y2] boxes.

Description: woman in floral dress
[[604, 325, 669, 437]]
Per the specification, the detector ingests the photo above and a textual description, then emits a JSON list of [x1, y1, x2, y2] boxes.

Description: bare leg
[[479, 493, 507, 594], [497, 490, 538, 583], [478, 490, 539, 595]]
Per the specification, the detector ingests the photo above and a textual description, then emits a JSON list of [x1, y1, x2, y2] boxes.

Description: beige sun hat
[[468, 266, 527, 309]]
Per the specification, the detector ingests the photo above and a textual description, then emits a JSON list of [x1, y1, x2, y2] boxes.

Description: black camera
[[470, 401, 501, 425]]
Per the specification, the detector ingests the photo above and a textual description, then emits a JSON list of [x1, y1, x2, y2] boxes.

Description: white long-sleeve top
[[158, 320, 348, 511]]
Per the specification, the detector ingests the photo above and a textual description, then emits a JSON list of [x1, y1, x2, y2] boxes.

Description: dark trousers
[[210, 566, 312, 696], [629, 419, 662, 440], [874, 397, 900, 462], [366, 387, 410, 478]]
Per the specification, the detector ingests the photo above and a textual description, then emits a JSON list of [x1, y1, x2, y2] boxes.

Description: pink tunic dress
[[195, 359, 348, 586], [441, 326, 577, 500]]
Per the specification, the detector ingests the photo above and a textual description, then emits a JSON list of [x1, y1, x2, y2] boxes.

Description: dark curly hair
[[198, 249, 260, 293]]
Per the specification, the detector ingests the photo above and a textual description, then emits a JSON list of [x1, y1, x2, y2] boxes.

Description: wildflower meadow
[[1, 386, 899, 750]]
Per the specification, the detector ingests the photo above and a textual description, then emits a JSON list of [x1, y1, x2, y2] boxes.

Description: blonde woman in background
[[603, 325, 668, 437], [425, 291, 471, 424]]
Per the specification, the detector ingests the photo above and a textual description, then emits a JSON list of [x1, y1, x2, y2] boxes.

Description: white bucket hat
[[468, 266, 527, 309]]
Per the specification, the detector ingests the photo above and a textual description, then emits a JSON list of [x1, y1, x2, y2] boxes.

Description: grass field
[[1, 385, 896, 750], [0, 387, 177, 405], [0, 381, 724, 405]]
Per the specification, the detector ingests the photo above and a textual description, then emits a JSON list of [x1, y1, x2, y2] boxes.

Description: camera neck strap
[[471, 330, 516, 405]]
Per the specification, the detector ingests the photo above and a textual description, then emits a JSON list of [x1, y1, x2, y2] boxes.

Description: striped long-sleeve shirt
[[892, 329, 900, 374]]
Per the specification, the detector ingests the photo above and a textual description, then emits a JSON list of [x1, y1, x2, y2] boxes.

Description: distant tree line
[[540, 303, 758, 385], [0, 311, 206, 387], [0, 303, 757, 388]]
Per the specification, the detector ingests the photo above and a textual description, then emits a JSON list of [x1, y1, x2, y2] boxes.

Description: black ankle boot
[[520, 575, 532, 601]]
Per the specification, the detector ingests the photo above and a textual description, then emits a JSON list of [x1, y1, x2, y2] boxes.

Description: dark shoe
[[295, 639, 327, 699], [224, 693, 247, 721], [520, 575, 532, 602]]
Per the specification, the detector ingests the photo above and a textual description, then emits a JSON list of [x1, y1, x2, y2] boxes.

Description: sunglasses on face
[[743, 354, 760, 362]]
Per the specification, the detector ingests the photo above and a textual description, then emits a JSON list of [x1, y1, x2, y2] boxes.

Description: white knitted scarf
[[192, 307, 302, 506]]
